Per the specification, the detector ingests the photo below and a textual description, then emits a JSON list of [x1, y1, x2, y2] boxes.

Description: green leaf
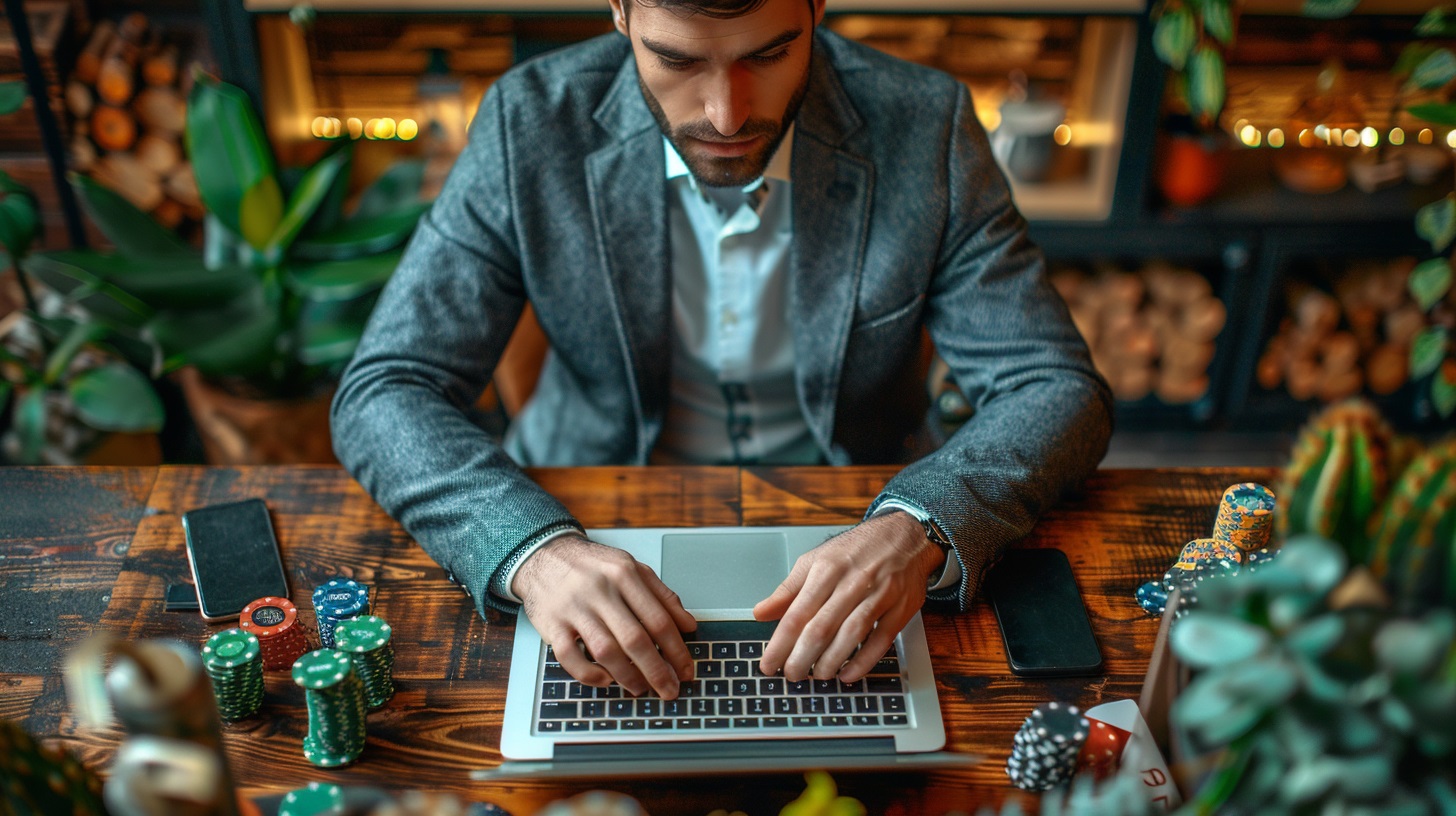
[[298, 317, 367, 366], [1435, 364, 1456, 418], [42, 320, 104, 385], [1406, 103, 1456, 127], [1410, 258, 1453, 311], [1172, 612, 1271, 668], [13, 387, 47, 463], [67, 363, 164, 432], [69, 173, 192, 259], [1375, 615, 1455, 676], [0, 188, 39, 258], [0, 82, 26, 116], [186, 74, 278, 240], [1416, 194, 1456, 254], [238, 175, 284, 251], [290, 204, 428, 261], [146, 293, 280, 377], [352, 159, 426, 222], [1186, 45, 1227, 123], [1202, 0, 1234, 46], [23, 249, 255, 311], [1153, 7, 1197, 71], [1397, 44, 1441, 79], [285, 251, 402, 301], [300, 144, 353, 238], [1408, 48, 1456, 93], [1411, 327, 1448, 379], [20, 252, 154, 327], [267, 146, 350, 253], [1417, 7, 1456, 36], [1302, 0, 1361, 18]]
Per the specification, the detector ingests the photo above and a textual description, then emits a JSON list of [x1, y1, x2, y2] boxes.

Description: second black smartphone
[[182, 498, 289, 621], [985, 547, 1104, 677]]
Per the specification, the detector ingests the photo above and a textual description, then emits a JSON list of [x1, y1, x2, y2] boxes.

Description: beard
[[639, 52, 812, 188]]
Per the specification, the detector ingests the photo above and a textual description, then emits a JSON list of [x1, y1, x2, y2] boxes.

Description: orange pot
[[1157, 132, 1230, 208]]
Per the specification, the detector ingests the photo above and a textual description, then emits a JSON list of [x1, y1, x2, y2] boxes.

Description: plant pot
[[1156, 131, 1229, 208], [177, 367, 337, 465]]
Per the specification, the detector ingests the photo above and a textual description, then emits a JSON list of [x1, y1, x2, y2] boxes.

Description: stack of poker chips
[[1212, 482, 1276, 552], [334, 615, 395, 709], [279, 781, 345, 816], [292, 650, 369, 768], [200, 628, 264, 721], [312, 577, 371, 649], [240, 596, 310, 671], [1136, 482, 1277, 618], [1005, 701, 1089, 792]]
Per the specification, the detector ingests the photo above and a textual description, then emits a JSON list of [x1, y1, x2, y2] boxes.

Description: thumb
[[753, 560, 809, 621]]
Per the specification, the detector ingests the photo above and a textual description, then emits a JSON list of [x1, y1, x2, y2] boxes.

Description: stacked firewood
[[1052, 262, 1226, 404], [1256, 258, 1424, 402], [64, 12, 200, 230]]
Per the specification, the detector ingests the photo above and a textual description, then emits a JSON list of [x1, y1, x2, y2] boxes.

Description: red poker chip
[[240, 596, 298, 639]]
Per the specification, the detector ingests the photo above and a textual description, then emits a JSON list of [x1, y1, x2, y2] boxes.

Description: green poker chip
[[279, 781, 345, 816], [201, 628, 264, 721], [335, 615, 396, 709], [292, 649, 353, 690], [294, 650, 369, 767], [202, 629, 261, 669], [334, 615, 391, 652]]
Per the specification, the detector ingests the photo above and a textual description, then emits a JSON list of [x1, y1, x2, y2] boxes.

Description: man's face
[[613, 0, 821, 188]]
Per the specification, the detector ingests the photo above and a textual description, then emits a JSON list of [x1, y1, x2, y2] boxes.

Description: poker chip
[[1212, 483, 1276, 552], [1006, 701, 1088, 792], [334, 614, 395, 709], [279, 782, 345, 816], [1135, 580, 1169, 617], [292, 649, 368, 768], [1172, 538, 1242, 571], [312, 578, 371, 649], [1076, 718, 1132, 778], [201, 628, 264, 721], [241, 596, 310, 671]]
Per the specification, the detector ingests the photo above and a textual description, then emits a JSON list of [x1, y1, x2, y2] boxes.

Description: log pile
[[1256, 257, 1429, 403], [63, 12, 200, 230], [1052, 262, 1226, 405]]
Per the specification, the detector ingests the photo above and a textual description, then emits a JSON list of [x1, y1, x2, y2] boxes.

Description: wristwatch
[[918, 515, 953, 557]]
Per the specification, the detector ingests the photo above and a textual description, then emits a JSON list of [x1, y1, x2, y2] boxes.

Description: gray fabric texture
[[331, 29, 1114, 618]]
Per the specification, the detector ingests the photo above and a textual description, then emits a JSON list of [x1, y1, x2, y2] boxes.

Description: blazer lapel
[[790, 37, 871, 463], [586, 54, 671, 463]]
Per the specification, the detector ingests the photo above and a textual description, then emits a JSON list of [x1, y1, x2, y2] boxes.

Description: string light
[[1447, 130, 1456, 149], [1360, 127, 1378, 148], [1342, 130, 1359, 148], [1268, 128, 1285, 148], [397, 119, 419, 140], [1419, 129, 1434, 145], [1239, 125, 1260, 147], [1053, 124, 1072, 146], [347, 118, 363, 139], [1390, 128, 1405, 146]]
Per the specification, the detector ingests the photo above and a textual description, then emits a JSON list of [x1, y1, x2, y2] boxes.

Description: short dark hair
[[628, 0, 813, 20]]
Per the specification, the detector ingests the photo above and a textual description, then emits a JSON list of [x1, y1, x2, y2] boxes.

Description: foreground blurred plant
[[0, 82, 162, 463]]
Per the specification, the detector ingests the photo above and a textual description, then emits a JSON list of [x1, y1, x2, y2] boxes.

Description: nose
[[703, 66, 752, 138]]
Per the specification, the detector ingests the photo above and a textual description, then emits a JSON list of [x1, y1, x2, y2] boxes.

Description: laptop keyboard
[[534, 621, 910, 734]]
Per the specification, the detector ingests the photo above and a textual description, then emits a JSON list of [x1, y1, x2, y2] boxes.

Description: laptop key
[[828, 697, 852, 715], [760, 678, 785, 695], [591, 721, 618, 731], [732, 679, 755, 696], [678, 682, 700, 697], [705, 718, 730, 729], [698, 661, 723, 678], [542, 682, 567, 700], [538, 720, 563, 732], [719, 699, 743, 716], [882, 696, 906, 713], [609, 700, 634, 717], [746, 698, 770, 716], [803, 697, 826, 714], [676, 718, 702, 729], [855, 697, 879, 713], [885, 714, 908, 726], [636, 699, 659, 717], [565, 720, 590, 732], [568, 682, 593, 699], [838, 679, 866, 694], [543, 664, 573, 681], [852, 715, 879, 727], [621, 719, 646, 731], [866, 677, 903, 694], [705, 680, 729, 697], [539, 702, 577, 719], [733, 717, 758, 728], [712, 643, 736, 659], [869, 656, 900, 675], [787, 680, 812, 695], [740, 642, 764, 659], [813, 680, 837, 694], [595, 686, 623, 699], [773, 698, 798, 715], [763, 716, 789, 727], [691, 699, 714, 717], [824, 716, 850, 726], [664, 699, 688, 717], [687, 642, 710, 660], [648, 719, 673, 730], [791, 716, 818, 727], [726, 661, 750, 678], [581, 701, 607, 718]]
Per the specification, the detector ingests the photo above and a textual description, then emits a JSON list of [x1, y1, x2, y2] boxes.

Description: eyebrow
[[640, 27, 803, 63]]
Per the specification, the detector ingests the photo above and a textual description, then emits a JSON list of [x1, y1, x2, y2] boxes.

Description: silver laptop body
[[490, 526, 961, 778]]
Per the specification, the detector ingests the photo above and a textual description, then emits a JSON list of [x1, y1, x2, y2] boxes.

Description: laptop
[[478, 525, 976, 780]]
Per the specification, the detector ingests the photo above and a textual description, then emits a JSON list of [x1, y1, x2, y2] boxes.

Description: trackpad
[[661, 532, 789, 610]]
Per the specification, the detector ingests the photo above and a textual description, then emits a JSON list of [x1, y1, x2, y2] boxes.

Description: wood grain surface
[[0, 465, 1277, 815]]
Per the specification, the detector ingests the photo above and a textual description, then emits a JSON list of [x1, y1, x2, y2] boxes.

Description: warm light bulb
[[311, 116, 329, 139], [1447, 131, 1456, 149], [1239, 125, 1260, 147], [397, 119, 419, 140], [1420, 129, 1434, 145], [1314, 125, 1329, 142], [1360, 127, 1378, 148], [1342, 130, 1359, 148], [1053, 124, 1072, 146], [1298, 129, 1316, 148], [1390, 128, 1405, 146], [347, 118, 363, 139], [1268, 128, 1285, 148]]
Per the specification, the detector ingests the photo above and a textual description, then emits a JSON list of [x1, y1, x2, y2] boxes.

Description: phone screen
[[985, 548, 1103, 677], [182, 499, 289, 620]]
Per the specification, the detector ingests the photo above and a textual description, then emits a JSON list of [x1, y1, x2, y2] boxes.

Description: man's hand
[[513, 535, 697, 699], [754, 512, 945, 683]]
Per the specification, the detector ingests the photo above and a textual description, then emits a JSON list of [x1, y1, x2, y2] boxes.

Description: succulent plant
[[1368, 436, 1456, 613], [1277, 400, 1409, 565]]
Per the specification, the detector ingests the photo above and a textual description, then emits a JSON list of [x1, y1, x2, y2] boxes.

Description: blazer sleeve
[[331, 84, 582, 617], [869, 83, 1114, 613]]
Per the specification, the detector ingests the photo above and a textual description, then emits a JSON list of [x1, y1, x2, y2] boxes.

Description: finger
[[636, 565, 697, 682], [578, 622, 653, 697], [638, 565, 697, 632], [548, 633, 613, 687], [839, 606, 912, 683], [765, 572, 842, 681], [814, 599, 881, 681], [752, 558, 810, 623], [614, 581, 690, 696]]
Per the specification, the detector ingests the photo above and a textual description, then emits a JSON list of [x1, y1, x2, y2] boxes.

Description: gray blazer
[[332, 29, 1113, 618]]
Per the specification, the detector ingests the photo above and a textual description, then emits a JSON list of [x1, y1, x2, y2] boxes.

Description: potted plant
[[1, 83, 164, 465], [22, 72, 430, 463]]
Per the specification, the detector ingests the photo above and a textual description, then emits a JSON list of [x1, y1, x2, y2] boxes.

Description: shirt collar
[[663, 124, 795, 191]]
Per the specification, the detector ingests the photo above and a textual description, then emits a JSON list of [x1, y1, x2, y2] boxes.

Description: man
[[332, 0, 1112, 702]]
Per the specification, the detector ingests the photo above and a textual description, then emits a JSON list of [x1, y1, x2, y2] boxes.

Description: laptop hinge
[[556, 737, 897, 763]]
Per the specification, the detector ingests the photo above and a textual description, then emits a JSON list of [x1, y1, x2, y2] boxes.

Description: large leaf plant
[[22, 72, 429, 400], [1, 82, 163, 464]]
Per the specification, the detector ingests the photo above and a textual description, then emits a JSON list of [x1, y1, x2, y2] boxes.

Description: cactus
[[1368, 437, 1456, 612], [1277, 400, 1408, 564]]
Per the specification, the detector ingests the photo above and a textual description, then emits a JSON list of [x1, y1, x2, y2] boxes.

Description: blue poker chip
[[313, 578, 370, 618], [1136, 580, 1169, 617]]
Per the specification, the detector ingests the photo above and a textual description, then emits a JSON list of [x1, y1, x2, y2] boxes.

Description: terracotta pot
[[1156, 131, 1229, 208], [177, 367, 336, 465]]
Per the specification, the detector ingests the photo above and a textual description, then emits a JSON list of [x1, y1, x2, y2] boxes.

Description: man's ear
[[608, 0, 629, 35], [811, 0, 826, 26]]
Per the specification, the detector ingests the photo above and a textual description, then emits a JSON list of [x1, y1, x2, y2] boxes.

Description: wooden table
[[0, 465, 1276, 814]]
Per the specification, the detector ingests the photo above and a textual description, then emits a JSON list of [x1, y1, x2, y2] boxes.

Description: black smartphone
[[985, 548, 1104, 677], [182, 498, 289, 621]]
